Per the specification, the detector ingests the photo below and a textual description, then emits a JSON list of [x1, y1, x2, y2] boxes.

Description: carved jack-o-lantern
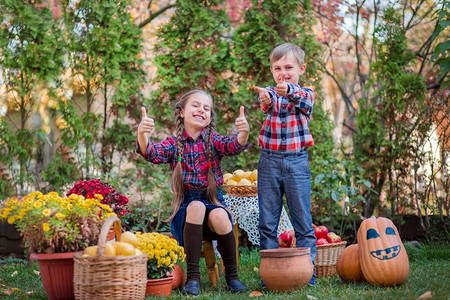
[[357, 216, 409, 286]]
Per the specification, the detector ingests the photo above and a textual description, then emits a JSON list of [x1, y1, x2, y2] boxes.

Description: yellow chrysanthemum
[[42, 209, 51, 217], [33, 201, 43, 208], [42, 223, 50, 231], [55, 213, 66, 220]]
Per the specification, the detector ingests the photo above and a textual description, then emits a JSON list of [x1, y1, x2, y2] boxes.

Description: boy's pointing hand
[[254, 86, 271, 106]]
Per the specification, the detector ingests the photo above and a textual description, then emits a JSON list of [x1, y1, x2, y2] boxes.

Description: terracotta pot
[[30, 252, 76, 300], [146, 277, 173, 297], [260, 247, 313, 292], [170, 264, 186, 290]]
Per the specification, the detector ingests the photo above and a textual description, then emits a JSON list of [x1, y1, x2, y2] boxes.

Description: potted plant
[[0, 191, 116, 300], [136, 232, 186, 297]]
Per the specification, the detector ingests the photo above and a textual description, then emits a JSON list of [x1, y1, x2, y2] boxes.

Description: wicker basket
[[315, 241, 347, 277], [73, 216, 148, 300], [222, 185, 257, 197]]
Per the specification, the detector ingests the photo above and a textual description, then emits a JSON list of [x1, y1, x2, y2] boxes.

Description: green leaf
[[331, 191, 340, 202], [314, 174, 325, 183]]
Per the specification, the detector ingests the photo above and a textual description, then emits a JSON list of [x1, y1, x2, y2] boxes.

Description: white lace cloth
[[224, 195, 293, 246]]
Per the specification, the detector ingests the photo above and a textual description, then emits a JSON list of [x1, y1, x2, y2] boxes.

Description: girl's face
[[270, 52, 306, 85], [180, 93, 212, 132]]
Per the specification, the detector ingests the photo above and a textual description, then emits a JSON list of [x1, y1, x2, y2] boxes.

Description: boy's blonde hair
[[270, 43, 305, 67]]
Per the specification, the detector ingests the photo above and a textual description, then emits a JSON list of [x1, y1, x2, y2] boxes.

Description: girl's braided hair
[[167, 90, 224, 221]]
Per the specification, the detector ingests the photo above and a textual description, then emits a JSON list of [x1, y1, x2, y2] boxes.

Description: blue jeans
[[257, 149, 316, 281]]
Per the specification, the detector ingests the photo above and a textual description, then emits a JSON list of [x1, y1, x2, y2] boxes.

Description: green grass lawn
[[1, 243, 448, 299]]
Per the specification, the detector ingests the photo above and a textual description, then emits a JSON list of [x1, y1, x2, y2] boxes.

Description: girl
[[136, 90, 250, 295]]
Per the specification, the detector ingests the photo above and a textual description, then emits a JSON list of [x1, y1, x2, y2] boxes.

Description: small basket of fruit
[[73, 216, 148, 299], [314, 224, 347, 277], [222, 169, 258, 197]]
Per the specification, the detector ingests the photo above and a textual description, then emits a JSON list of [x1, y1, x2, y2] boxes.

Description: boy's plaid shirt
[[258, 83, 314, 152], [136, 129, 250, 190]]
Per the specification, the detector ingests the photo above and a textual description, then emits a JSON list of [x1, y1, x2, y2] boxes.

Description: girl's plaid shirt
[[136, 129, 250, 190], [258, 83, 314, 152]]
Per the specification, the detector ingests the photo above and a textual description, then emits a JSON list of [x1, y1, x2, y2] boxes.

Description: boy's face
[[180, 93, 212, 132], [270, 52, 306, 85]]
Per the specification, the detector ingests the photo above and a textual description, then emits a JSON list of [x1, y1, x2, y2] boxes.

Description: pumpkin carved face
[[366, 226, 401, 260], [357, 216, 409, 286]]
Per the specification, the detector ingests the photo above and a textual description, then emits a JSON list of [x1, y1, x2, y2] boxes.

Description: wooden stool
[[202, 240, 220, 286], [163, 225, 240, 287], [202, 223, 240, 286]]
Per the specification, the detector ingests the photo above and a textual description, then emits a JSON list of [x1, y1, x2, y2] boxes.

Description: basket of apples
[[314, 224, 347, 277]]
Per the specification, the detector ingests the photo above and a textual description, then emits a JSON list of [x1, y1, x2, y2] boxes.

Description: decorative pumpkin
[[357, 216, 409, 286], [336, 244, 365, 282]]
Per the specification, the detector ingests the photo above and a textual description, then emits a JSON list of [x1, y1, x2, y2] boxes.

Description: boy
[[254, 42, 316, 285]]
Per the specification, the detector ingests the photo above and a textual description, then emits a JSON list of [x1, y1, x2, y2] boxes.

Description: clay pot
[[260, 247, 313, 292], [30, 252, 76, 300], [170, 264, 186, 290], [146, 277, 173, 297]]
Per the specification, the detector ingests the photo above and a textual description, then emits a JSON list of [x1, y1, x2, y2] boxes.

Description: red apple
[[278, 231, 293, 248], [285, 229, 295, 239], [316, 238, 329, 245], [314, 225, 328, 240], [326, 233, 342, 243]]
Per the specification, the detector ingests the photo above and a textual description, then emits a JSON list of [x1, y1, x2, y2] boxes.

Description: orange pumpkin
[[357, 216, 409, 286], [336, 244, 365, 282]]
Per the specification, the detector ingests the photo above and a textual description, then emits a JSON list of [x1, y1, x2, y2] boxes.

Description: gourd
[[336, 244, 365, 282], [357, 216, 409, 286]]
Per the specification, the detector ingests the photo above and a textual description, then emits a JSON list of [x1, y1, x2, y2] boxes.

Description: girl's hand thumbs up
[[239, 105, 245, 118], [235, 105, 250, 146], [138, 106, 154, 136], [235, 105, 249, 134], [141, 107, 148, 118]]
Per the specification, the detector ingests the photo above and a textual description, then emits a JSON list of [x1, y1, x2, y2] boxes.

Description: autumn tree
[[354, 7, 427, 216], [0, 0, 65, 196], [55, 0, 146, 182], [313, 0, 447, 221], [148, 0, 233, 130]]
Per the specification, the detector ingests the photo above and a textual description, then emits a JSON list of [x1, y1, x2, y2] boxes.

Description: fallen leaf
[[253, 267, 259, 272], [249, 291, 263, 297], [416, 291, 433, 299], [3, 288, 14, 296], [307, 295, 319, 300], [10, 271, 18, 277], [33, 270, 40, 276]]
